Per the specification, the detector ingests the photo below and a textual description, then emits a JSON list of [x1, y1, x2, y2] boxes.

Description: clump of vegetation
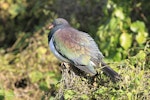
[[53, 44, 149, 100], [0, 32, 60, 100]]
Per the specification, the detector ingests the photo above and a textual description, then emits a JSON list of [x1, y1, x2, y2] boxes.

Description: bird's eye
[[56, 21, 63, 25], [59, 21, 63, 24]]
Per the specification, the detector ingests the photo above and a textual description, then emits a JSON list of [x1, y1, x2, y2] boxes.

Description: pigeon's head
[[48, 18, 69, 29]]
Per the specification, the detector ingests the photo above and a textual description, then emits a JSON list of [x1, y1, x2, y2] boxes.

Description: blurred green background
[[0, 0, 149, 100]]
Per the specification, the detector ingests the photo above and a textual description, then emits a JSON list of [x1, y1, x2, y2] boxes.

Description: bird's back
[[53, 26, 104, 66]]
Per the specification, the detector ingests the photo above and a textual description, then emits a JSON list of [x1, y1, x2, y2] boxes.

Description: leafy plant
[[96, 0, 149, 61]]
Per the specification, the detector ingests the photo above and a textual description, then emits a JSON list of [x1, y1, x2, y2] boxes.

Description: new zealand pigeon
[[48, 18, 120, 82]]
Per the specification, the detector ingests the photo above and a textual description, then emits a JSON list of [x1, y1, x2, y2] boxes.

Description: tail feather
[[101, 62, 121, 82]]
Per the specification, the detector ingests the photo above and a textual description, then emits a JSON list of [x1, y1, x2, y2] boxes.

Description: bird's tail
[[101, 62, 121, 82]]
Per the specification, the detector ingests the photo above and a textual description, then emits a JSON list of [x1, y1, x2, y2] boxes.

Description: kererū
[[48, 18, 120, 82]]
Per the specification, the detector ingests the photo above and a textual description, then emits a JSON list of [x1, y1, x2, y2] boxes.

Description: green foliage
[[0, 0, 149, 99], [0, 89, 15, 100], [54, 47, 149, 100], [96, 0, 149, 61], [0, 33, 60, 99], [130, 21, 148, 44], [120, 32, 132, 50], [64, 90, 76, 99]]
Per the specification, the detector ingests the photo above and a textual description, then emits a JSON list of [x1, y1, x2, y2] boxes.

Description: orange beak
[[48, 24, 54, 30]]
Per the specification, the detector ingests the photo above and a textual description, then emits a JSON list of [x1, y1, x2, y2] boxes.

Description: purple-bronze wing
[[53, 27, 103, 75]]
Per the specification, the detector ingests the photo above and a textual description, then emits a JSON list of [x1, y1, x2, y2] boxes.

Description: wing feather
[[53, 27, 103, 66]]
